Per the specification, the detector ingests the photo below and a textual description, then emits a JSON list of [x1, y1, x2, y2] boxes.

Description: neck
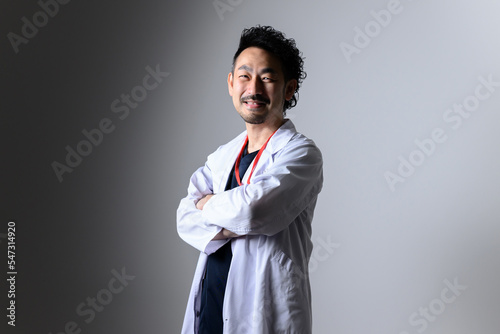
[[246, 117, 285, 153]]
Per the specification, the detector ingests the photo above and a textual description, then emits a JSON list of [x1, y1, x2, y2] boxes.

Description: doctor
[[177, 25, 323, 334]]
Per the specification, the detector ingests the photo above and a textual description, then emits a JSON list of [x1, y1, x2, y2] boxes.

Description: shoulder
[[273, 120, 323, 162]]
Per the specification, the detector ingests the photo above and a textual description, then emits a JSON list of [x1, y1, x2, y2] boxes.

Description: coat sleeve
[[201, 137, 323, 236], [176, 152, 230, 254]]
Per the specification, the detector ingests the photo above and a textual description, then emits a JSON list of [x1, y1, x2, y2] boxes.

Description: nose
[[246, 77, 264, 95]]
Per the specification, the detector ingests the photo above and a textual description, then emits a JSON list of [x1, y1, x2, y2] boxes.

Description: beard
[[238, 110, 268, 124], [238, 94, 271, 124]]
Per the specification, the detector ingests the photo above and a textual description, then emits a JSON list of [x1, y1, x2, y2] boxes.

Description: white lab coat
[[177, 120, 323, 334]]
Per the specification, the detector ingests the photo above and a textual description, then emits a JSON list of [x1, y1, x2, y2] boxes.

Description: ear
[[227, 72, 234, 97], [284, 79, 297, 101]]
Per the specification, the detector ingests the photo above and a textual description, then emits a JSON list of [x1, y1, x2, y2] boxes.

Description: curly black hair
[[232, 25, 306, 114]]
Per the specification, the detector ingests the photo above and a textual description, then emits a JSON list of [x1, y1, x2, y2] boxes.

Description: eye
[[239, 74, 249, 79]]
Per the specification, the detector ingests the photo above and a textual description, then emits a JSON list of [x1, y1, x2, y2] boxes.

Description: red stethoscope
[[234, 129, 278, 186]]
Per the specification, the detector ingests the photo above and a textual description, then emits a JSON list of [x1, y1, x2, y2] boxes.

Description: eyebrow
[[237, 65, 278, 75]]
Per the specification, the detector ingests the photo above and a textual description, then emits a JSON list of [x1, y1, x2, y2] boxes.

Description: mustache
[[241, 94, 270, 104]]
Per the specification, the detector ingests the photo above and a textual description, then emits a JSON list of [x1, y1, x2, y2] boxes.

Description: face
[[228, 47, 297, 125]]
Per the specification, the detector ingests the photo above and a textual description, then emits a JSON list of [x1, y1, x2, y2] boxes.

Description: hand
[[196, 194, 214, 210]]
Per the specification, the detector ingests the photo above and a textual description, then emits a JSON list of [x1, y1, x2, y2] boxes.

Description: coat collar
[[265, 119, 296, 154], [219, 119, 297, 187], [235, 119, 296, 154]]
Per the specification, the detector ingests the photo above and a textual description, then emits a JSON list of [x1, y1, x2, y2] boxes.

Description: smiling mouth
[[241, 95, 270, 109], [244, 100, 266, 109]]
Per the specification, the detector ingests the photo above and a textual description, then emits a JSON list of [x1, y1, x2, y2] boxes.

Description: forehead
[[234, 47, 283, 74]]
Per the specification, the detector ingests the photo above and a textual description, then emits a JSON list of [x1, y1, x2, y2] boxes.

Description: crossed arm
[[177, 139, 323, 254], [195, 194, 239, 240]]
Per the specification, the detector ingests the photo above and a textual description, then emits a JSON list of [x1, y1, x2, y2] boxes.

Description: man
[[177, 25, 323, 333]]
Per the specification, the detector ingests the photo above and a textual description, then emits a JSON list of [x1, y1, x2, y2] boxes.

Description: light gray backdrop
[[1, 0, 499, 333]]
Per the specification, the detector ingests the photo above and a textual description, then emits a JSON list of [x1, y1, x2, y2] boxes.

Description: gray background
[[1, 0, 499, 333]]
